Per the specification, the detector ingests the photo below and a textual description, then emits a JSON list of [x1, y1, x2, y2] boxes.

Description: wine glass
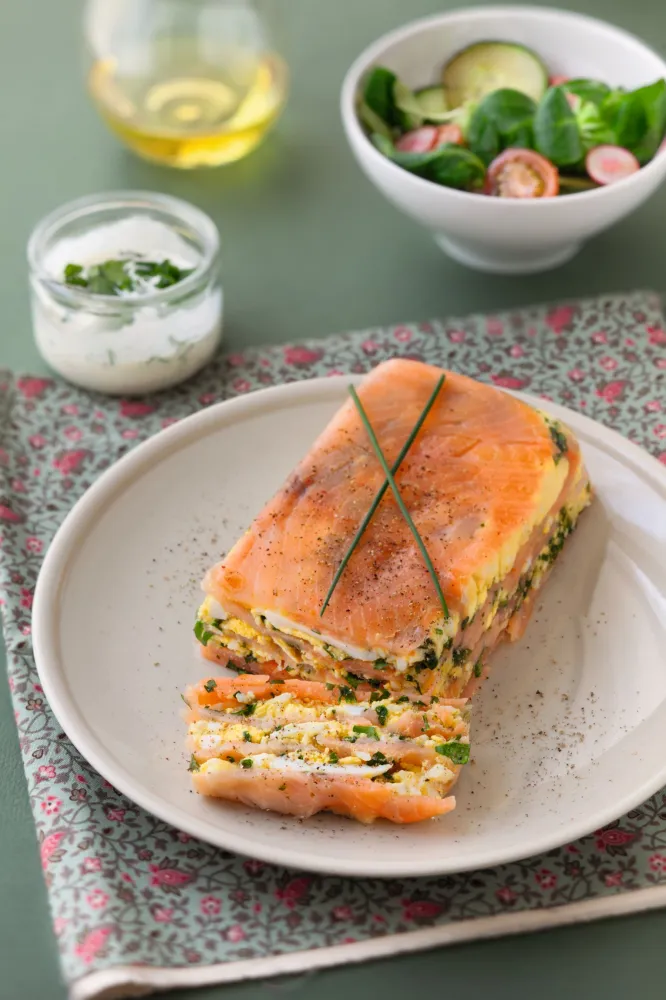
[[84, 0, 288, 168]]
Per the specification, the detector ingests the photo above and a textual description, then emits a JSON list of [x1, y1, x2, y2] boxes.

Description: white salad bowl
[[341, 6, 666, 274]]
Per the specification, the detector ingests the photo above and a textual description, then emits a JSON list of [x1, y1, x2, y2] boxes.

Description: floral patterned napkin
[[1, 290, 665, 1000]]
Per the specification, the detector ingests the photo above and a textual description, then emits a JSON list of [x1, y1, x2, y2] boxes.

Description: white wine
[[89, 40, 287, 168]]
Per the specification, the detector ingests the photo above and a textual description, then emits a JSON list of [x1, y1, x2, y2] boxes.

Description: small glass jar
[[27, 191, 223, 395]]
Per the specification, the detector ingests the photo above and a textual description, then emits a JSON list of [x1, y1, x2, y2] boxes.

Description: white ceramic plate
[[33, 378, 666, 878]]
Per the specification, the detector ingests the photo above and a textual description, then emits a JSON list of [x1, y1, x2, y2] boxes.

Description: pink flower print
[[596, 380, 626, 404], [659, 452, 666, 466], [53, 449, 87, 475], [177, 831, 192, 843], [227, 353, 245, 367], [486, 317, 504, 336], [647, 325, 666, 344], [54, 917, 67, 936], [243, 858, 264, 876], [496, 887, 517, 905], [75, 927, 111, 965], [546, 305, 575, 334], [491, 374, 527, 390], [25, 536, 43, 554], [149, 865, 192, 887], [17, 377, 51, 398], [121, 428, 139, 440], [62, 403, 79, 416], [535, 869, 557, 889], [87, 889, 109, 911], [649, 853, 666, 872], [594, 827, 634, 850], [40, 832, 64, 870], [40, 796, 62, 816], [253, 903, 262, 913], [107, 808, 125, 822], [509, 344, 524, 358], [21, 624, 31, 636], [646, 400, 662, 412], [232, 378, 251, 394], [226, 924, 246, 943], [332, 906, 353, 921], [0, 504, 20, 523], [153, 907, 174, 923], [64, 426, 83, 442], [275, 876, 311, 907], [327, 369, 344, 377], [120, 400, 154, 418], [29, 434, 46, 449], [656, 359, 666, 369], [200, 895, 221, 916], [20, 588, 33, 610], [599, 356, 618, 371], [402, 899, 442, 921], [591, 330, 608, 344], [565, 844, 580, 854], [625, 337, 635, 347], [284, 346, 323, 365], [448, 330, 466, 343], [120, 873, 133, 884], [654, 424, 666, 439], [83, 857, 102, 873], [199, 393, 216, 405], [76, 774, 87, 783], [393, 327, 412, 343], [362, 339, 378, 354], [161, 417, 179, 429], [37, 764, 56, 780], [605, 872, 623, 887], [12, 478, 26, 493], [568, 368, 585, 382]]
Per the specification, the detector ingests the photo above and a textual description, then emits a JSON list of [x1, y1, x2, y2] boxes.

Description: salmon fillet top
[[204, 358, 585, 657]]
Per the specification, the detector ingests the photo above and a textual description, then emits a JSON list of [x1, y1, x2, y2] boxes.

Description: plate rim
[[33, 376, 666, 877]]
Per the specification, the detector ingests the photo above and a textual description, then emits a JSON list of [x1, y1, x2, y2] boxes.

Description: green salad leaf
[[466, 88, 537, 165], [372, 133, 486, 190], [534, 85, 584, 166]]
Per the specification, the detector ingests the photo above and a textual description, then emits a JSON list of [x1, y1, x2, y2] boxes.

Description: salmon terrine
[[184, 675, 470, 823], [194, 359, 592, 701]]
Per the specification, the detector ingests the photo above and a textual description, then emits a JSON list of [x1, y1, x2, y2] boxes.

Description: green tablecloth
[[1, 1, 666, 997]]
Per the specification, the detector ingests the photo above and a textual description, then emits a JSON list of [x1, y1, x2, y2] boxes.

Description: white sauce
[[258, 608, 380, 662], [31, 216, 222, 394]]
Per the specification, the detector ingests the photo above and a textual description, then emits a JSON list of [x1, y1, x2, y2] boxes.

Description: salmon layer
[[194, 359, 592, 698], [184, 677, 470, 824]]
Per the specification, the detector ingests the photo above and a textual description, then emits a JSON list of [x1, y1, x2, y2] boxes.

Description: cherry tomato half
[[484, 149, 559, 198], [435, 124, 464, 147]]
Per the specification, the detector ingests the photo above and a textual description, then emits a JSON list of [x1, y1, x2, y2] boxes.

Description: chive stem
[[320, 375, 445, 616]]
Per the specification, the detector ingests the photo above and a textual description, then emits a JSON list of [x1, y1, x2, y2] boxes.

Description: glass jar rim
[[27, 190, 221, 309]]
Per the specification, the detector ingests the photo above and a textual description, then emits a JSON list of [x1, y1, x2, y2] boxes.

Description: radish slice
[[549, 75, 570, 87], [435, 124, 464, 147], [586, 145, 640, 185], [395, 126, 438, 153]]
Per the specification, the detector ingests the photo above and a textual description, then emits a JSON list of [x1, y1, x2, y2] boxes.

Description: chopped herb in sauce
[[396, 695, 410, 703], [64, 257, 194, 296], [473, 659, 483, 678], [338, 685, 357, 703], [368, 751, 389, 766], [243, 731, 252, 742], [244, 652, 256, 663], [422, 714, 430, 731], [443, 637, 453, 650], [278, 783, 287, 790], [353, 724, 380, 740], [268, 678, 285, 684], [329, 751, 339, 763], [240, 758, 253, 769], [374, 658, 388, 669], [188, 755, 200, 772], [375, 704, 389, 725], [436, 741, 470, 765], [460, 616, 470, 630], [203, 678, 217, 693], [370, 690, 390, 703]]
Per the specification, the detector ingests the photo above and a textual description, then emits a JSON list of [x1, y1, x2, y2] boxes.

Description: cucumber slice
[[414, 86, 450, 123], [393, 80, 424, 131], [443, 42, 548, 109]]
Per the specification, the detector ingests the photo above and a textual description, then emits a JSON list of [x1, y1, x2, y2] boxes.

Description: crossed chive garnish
[[320, 376, 448, 620]]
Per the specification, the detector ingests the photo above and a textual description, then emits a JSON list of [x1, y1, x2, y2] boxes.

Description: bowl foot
[[434, 235, 582, 275]]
